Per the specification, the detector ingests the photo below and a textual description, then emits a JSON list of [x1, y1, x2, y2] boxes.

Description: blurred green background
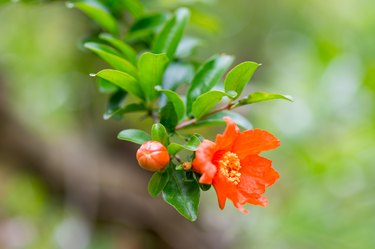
[[1, 0, 375, 248]]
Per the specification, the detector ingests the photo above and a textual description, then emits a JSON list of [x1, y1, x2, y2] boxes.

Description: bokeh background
[[1, 0, 375, 248]]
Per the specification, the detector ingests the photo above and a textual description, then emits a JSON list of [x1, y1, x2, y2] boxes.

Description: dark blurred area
[[1, 0, 375, 248]]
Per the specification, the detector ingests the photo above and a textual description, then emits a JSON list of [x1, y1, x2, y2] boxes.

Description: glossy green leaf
[[156, 86, 185, 121], [163, 62, 195, 91], [152, 8, 190, 59], [104, 102, 146, 120], [194, 110, 253, 130], [98, 78, 118, 93], [70, 1, 118, 34], [192, 90, 236, 119], [175, 36, 201, 59], [162, 165, 200, 221], [127, 13, 170, 42], [236, 92, 293, 107], [120, 0, 144, 19], [84, 42, 137, 77], [224, 61, 260, 99], [167, 135, 201, 155], [148, 170, 169, 197], [103, 90, 126, 120], [160, 102, 178, 133], [95, 69, 143, 99], [151, 123, 169, 146], [99, 33, 137, 65], [138, 52, 169, 101], [117, 129, 150, 144], [186, 54, 234, 115], [84, 41, 119, 55]]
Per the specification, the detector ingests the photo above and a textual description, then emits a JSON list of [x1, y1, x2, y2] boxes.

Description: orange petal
[[233, 129, 280, 160], [212, 173, 239, 210], [215, 116, 240, 151], [192, 140, 217, 184], [238, 155, 279, 206]]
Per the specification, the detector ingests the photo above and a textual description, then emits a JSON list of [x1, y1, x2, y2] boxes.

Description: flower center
[[218, 151, 241, 185]]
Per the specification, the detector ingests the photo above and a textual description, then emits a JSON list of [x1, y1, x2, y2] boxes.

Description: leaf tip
[[89, 73, 96, 77]]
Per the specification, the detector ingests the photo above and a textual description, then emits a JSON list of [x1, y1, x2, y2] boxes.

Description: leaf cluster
[[72, 0, 292, 221]]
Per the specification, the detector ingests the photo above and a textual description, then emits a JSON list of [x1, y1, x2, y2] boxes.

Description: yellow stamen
[[218, 151, 241, 185]]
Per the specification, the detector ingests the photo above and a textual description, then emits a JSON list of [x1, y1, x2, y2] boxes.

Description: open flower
[[192, 116, 280, 213]]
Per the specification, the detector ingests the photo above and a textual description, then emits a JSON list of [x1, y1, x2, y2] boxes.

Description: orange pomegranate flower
[[192, 116, 280, 213]]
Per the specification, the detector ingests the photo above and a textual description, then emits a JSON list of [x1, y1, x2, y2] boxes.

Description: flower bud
[[136, 141, 170, 171]]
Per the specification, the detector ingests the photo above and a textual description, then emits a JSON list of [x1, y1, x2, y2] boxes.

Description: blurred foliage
[[1, 0, 375, 248]]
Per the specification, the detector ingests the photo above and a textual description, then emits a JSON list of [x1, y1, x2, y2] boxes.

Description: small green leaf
[[85, 42, 137, 77], [103, 90, 126, 120], [192, 90, 235, 119], [175, 36, 201, 59], [152, 8, 190, 59], [224, 61, 260, 99], [167, 135, 201, 155], [95, 69, 143, 99], [99, 33, 137, 65], [138, 52, 169, 101], [151, 123, 169, 146], [98, 78, 118, 93], [236, 92, 293, 107], [120, 0, 144, 19], [117, 129, 151, 144], [70, 1, 118, 34], [186, 54, 234, 115], [104, 102, 146, 120], [162, 165, 200, 221], [127, 13, 170, 42], [163, 62, 195, 91], [194, 111, 253, 130], [148, 170, 169, 197], [160, 102, 178, 133], [156, 86, 185, 121]]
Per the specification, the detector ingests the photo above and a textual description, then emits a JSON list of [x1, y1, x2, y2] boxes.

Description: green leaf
[[103, 90, 126, 120], [95, 69, 143, 99], [127, 13, 170, 42], [98, 78, 118, 93], [162, 165, 200, 221], [99, 33, 137, 65], [192, 90, 235, 119], [194, 110, 253, 130], [151, 123, 169, 146], [163, 62, 195, 91], [70, 1, 118, 34], [152, 8, 190, 59], [148, 170, 169, 197], [138, 52, 169, 101], [224, 61, 260, 99], [84, 42, 137, 77], [175, 36, 201, 59], [156, 86, 185, 121], [104, 102, 146, 120], [117, 129, 151, 144], [186, 54, 234, 115], [167, 135, 201, 155], [160, 102, 178, 133], [120, 0, 144, 19], [236, 92, 293, 107]]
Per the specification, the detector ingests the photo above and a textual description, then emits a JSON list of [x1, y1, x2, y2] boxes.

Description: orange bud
[[136, 141, 170, 171]]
